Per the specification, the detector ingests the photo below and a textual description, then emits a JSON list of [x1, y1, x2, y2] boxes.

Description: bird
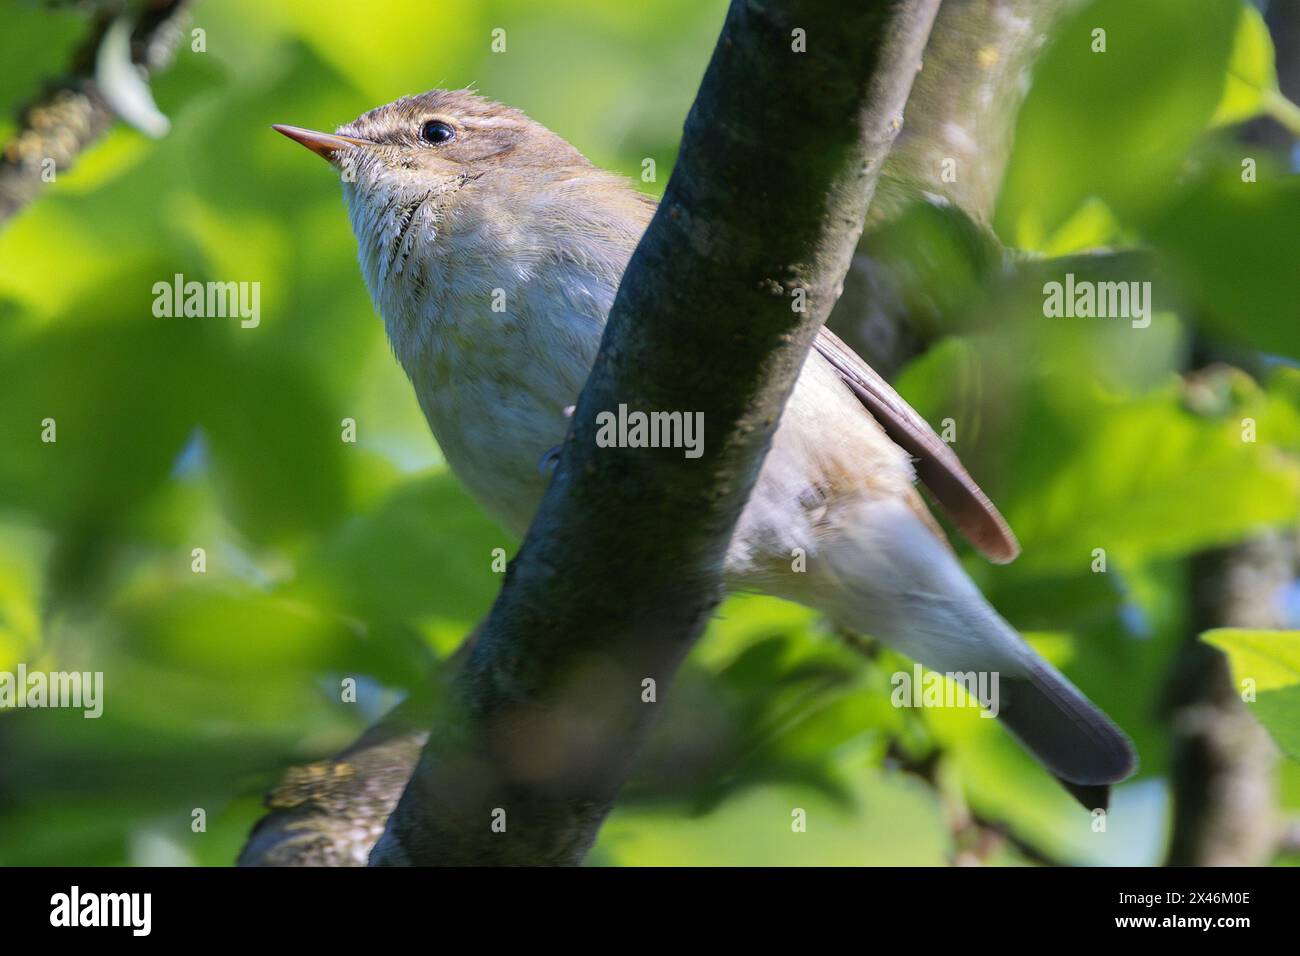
[[273, 88, 1137, 809]]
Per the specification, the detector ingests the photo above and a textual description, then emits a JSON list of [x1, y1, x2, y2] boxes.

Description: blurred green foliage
[[0, 0, 1297, 866]]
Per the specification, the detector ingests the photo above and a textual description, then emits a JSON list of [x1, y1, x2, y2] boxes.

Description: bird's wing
[[813, 326, 1020, 564]]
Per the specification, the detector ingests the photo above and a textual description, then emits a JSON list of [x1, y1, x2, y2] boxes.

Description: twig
[[0, 0, 192, 226]]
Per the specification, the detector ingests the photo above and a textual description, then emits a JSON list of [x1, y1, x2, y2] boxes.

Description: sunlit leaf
[[996, 0, 1238, 247], [1203, 629, 1300, 762], [1211, 3, 1279, 126]]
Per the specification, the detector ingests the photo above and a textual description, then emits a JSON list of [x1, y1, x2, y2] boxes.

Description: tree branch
[[366, 0, 939, 866], [829, 0, 1085, 373], [237, 693, 436, 867], [0, 0, 192, 226], [871, 0, 1085, 227]]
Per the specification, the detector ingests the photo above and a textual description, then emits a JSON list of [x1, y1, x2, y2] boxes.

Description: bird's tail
[[798, 497, 1137, 808], [994, 656, 1137, 808]]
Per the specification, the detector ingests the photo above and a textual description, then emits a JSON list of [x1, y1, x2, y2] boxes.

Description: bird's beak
[[272, 124, 371, 163]]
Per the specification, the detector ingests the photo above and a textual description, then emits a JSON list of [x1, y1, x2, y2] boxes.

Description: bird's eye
[[420, 120, 456, 145]]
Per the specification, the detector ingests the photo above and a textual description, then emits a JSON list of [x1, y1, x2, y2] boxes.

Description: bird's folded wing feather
[[813, 327, 1020, 564]]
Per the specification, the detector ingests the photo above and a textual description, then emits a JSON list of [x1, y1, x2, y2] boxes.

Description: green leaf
[[1203, 629, 1300, 761], [1148, 169, 1300, 361], [1009, 382, 1300, 573], [1040, 197, 1127, 257], [996, 0, 1239, 247], [1203, 628, 1300, 690], [1211, 3, 1279, 126], [1254, 691, 1300, 764]]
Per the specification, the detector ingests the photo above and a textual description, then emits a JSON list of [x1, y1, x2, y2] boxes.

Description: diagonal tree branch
[[366, 0, 940, 866]]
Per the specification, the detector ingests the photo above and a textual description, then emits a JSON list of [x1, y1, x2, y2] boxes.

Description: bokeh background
[[0, 0, 1298, 865]]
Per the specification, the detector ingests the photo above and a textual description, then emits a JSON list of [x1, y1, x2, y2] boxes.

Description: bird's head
[[274, 88, 653, 355], [276, 88, 590, 196], [276, 88, 596, 287]]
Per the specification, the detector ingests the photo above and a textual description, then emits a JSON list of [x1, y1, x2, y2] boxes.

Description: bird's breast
[[397, 258, 613, 537]]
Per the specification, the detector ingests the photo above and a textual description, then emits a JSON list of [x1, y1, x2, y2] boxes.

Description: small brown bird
[[274, 89, 1137, 807]]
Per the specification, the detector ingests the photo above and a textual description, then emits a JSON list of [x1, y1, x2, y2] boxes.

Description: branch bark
[[366, 0, 939, 866], [871, 0, 1084, 228], [828, 0, 1085, 374], [237, 689, 438, 866]]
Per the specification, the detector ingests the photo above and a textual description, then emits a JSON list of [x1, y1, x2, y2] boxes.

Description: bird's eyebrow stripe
[[458, 116, 518, 129]]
